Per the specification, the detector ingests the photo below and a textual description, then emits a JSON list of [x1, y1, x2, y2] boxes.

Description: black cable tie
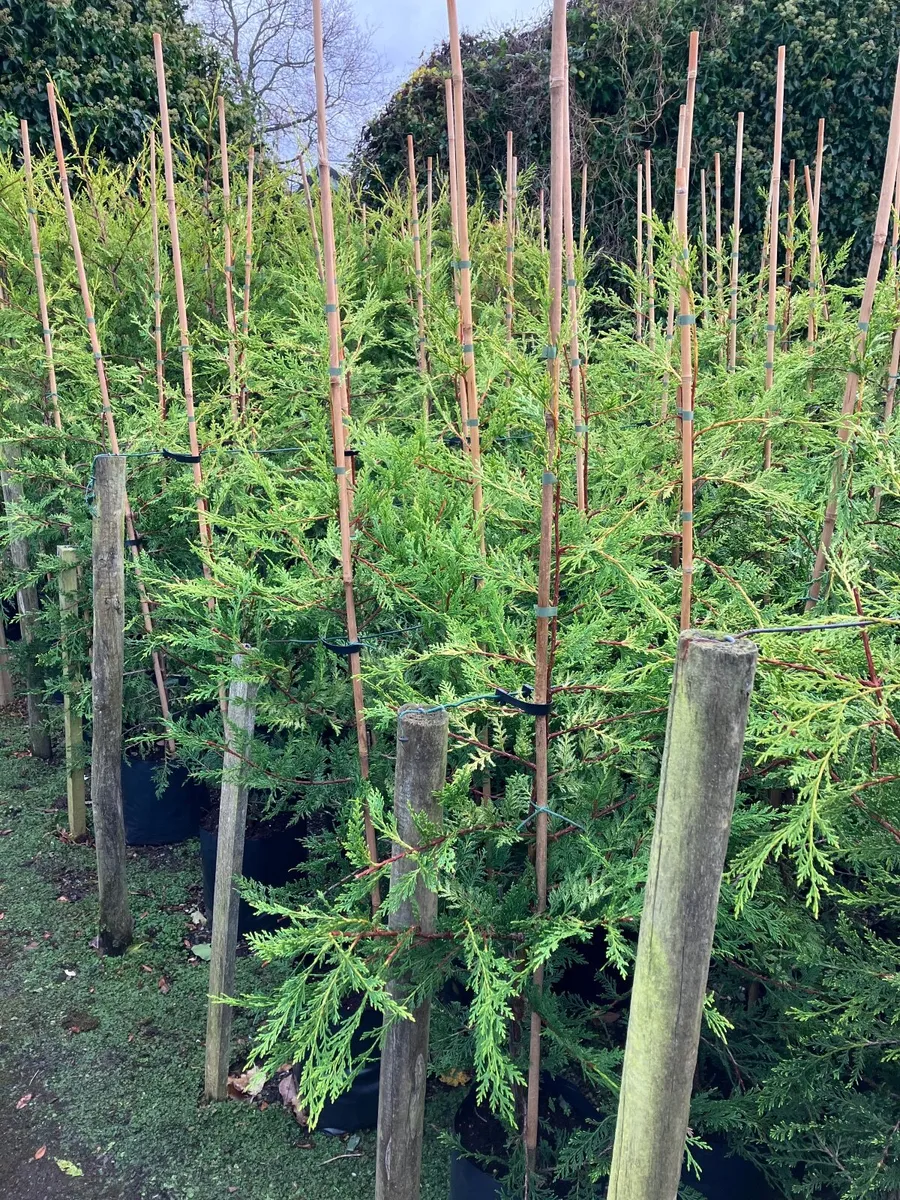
[[323, 639, 364, 658], [494, 687, 551, 717], [162, 448, 203, 464]]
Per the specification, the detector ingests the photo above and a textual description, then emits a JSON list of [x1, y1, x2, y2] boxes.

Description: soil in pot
[[122, 753, 207, 846], [199, 808, 307, 936], [450, 1075, 598, 1200]]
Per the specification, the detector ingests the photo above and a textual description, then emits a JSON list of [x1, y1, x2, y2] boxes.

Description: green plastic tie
[[462, 343, 474, 353], [517, 804, 585, 833], [677, 314, 696, 326], [676, 409, 694, 421], [764, 361, 775, 370], [574, 423, 588, 433], [570, 357, 581, 367], [324, 303, 338, 312], [333, 466, 347, 475], [329, 366, 343, 377], [541, 345, 558, 360], [466, 418, 479, 428], [681, 510, 693, 521], [455, 259, 471, 270], [534, 604, 558, 618], [542, 471, 557, 485]]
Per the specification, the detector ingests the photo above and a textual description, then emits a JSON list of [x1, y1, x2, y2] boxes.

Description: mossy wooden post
[[1, 443, 51, 760], [91, 454, 133, 956], [606, 632, 758, 1200], [57, 546, 86, 841], [204, 654, 259, 1101], [375, 705, 449, 1200], [0, 617, 13, 708]]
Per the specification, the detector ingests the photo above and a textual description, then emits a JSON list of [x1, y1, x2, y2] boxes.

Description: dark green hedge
[[356, 0, 900, 277]]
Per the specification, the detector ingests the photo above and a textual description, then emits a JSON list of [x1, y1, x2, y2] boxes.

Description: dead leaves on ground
[[227, 1064, 308, 1129]]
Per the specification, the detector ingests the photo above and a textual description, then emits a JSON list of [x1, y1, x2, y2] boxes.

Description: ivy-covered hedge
[[356, 0, 900, 276], [0, 0, 248, 162]]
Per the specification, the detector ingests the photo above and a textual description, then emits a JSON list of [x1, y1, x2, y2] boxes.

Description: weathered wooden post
[[204, 654, 259, 1101], [606, 631, 758, 1200], [1, 443, 51, 758], [0, 616, 13, 708], [375, 705, 449, 1200], [57, 546, 86, 840], [91, 454, 133, 955]]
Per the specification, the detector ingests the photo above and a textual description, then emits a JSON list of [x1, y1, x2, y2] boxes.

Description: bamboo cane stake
[[426, 155, 434, 296], [756, 168, 774, 317], [637, 161, 645, 340], [675, 167, 696, 631], [875, 160, 900, 515], [153, 38, 216, 539], [563, 49, 586, 512], [539, 187, 546, 253], [763, 45, 787, 470], [700, 168, 709, 317], [662, 106, 686, 421], [727, 113, 745, 372], [714, 151, 723, 321], [446, 0, 484, 534], [300, 152, 325, 285], [312, 0, 380, 905], [406, 135, 428, 376], [808, 118, 826, 347], [782, 158, 796, 346], [444, 78, 469, 436], [239, 147, 255, 411], [20, 121, 61, 432], [217, 97, 239, 419], [47, 80, 173, 743], [806, 49, 900, 610], [505, 130, 515, 342], [149, 135, 167, 421], [524, 0, 566, 1173], [645, 149, 655, 350], [154, 37, 228, 717], [579, 161, 588, 257]]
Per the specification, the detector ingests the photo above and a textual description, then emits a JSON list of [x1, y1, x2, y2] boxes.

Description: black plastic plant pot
[[449, 1076, 599, 1200], [122, 754, 206, 846], [449, 1149, 502, 1200], [683, 1138, 781, 1199], [316, 1001, 382, 1135], [199, 816, 307, 936]]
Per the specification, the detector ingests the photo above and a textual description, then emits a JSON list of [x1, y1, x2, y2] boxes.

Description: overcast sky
[[354, 0, 550, 79]]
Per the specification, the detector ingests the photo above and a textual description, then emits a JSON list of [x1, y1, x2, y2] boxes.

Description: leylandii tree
[[1, 68, 900, 1199]]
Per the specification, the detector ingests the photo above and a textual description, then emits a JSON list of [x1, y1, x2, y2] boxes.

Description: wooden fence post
[[58, 546, 86, 840], [0, 616, 13, 708], [1, 443, 51, 759], [375, 705, 449, 1200], [606, 631, 758, 1200], [205, 654, 259, 1101], [91, 454, 133, 955]]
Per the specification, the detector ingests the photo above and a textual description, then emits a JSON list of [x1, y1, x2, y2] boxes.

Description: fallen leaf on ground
[[191, 943, 211, 961], [158, 977, 170, 995], [24, 942, 38, 950], [16, 1094, 32, 1109], [57, 896, 69, 903], [34, 1145, 46, 1160], [278, 1075, 298, 1108], [0, 829, 12, 836], [55, 1160, 83, 1177], [345, 1134, 360, 1151], [190, 910, 207, 926]]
